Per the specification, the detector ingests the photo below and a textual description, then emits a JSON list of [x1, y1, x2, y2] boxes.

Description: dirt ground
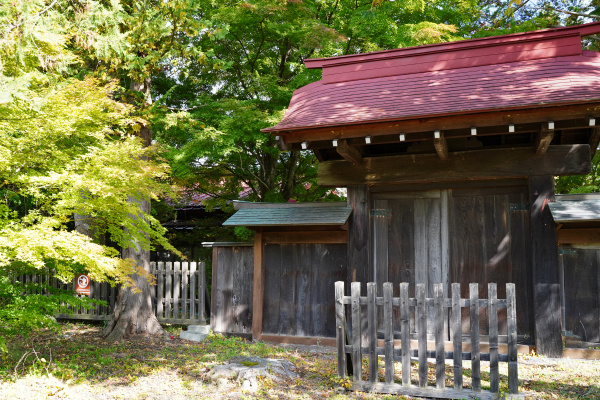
[[1, 323, 599, 400]]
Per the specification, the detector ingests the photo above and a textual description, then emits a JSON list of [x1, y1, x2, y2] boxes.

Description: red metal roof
[[264, 22, 600, 133]]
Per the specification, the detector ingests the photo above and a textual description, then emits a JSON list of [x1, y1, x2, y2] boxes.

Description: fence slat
[[489, 283, 499, 393], [434, 283, 444, 390], [367, 283, 377, 384], [416, 283, 427, 388], [383, 282, 394, 384], [182, 262, 189, 320], [173, 262, 181, 320], [400, 282, 410, 387], [189, 262, 197, 321], [165, 262, 173, 319], [199, 262, 206, 322], [157, 262, 164, 318], [470, 283, 481, 392], [351, 282, 362, 383], [452, 283, 463, 391], [335, 281, 346, 378], [507, 283, 518, 394]]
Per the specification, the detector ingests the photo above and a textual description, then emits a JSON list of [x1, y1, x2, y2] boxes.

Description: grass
[[0, 322, 599, 399]]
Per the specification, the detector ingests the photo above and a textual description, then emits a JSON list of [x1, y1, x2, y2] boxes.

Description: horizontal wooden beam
[[262, 231, 347, 244], [557, 228, 600, 244], [258, 334, 337, 347], [280, 102, 600, 145], [318, 144, 591, 187]]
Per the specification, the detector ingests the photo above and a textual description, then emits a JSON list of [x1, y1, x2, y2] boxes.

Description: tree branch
[[552, 8, 600, 20]]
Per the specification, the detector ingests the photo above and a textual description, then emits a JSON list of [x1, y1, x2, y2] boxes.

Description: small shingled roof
[[549, 194, 600, 223], [223, 206, 353, 227]]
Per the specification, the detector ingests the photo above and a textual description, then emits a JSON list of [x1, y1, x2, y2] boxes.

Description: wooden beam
[[262, 230, 347, 244], [433, 132, 449, 160], [557, 228, 600, 244], [535, 125, 554, 154], [278, 102, 600, 144], [336, 139, 363, 165], [252, 229, 264, 341], [318, 144, 591, 187], [529, 176, 562, 357], [589, 127, 600, 158]]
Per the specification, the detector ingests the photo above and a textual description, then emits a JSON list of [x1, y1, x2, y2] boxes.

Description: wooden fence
[[28, 261, 208, 324], [335, 281, 520, 400]]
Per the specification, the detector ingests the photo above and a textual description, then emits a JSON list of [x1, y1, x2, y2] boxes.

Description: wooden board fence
[[335, 281, 522, 400], [34, 262, 208, 324]]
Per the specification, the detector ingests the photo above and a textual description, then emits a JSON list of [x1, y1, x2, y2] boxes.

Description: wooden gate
[[335, 281, 521, 399]]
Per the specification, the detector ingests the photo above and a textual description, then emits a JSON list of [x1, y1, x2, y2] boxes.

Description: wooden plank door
[[374, 190, 450, 336]]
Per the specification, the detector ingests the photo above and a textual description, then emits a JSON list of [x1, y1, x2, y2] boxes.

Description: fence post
[[367, 282, 377, 384], [489, 283, 499, 393], [335, 281, 346, 378], [416, 283, 427, 388], [507, 283, 518, 394], [383, 282, 394, 384], [400, 282, 410, 386], [469, 283, 481, 392], [199, 262, 206, 323], [451, 282, 462, 391], [351, 282, 362, 383], [434, 283, 445, 389]]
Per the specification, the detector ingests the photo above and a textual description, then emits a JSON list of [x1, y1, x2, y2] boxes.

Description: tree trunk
[[103, 78, 164, 342]]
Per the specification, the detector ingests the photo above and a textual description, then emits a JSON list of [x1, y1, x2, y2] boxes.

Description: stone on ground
[[179, 324, 210, 342], [207, 356, 298, 392]]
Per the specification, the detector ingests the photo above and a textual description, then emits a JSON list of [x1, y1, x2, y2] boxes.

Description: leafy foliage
[[0, 0, 180, 350]]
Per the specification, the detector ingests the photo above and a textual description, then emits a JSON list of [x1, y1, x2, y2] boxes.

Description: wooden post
[[489, 283, 499, 394], [367, 282, 377, 384], [182, 262, 189, 320], [417, 283, 427, 388], [347, 185, 370, 287], [351, 282, 362, 383], [335, 281, 346, 378], [434, 283, 444, 389], [400, 282, 411, 386], [529, 176, 563, 357], [451, 283, 462, 391], [252, 230, 264, 340], [383, 282, 394, 384], [469, 283, 481, 392], [507, 283, 519, 395]]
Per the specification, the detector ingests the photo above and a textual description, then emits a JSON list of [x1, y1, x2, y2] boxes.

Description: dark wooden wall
[[561, 247, 600, 343], [262, 243, 347, 337], [211, 245, 254, 337]]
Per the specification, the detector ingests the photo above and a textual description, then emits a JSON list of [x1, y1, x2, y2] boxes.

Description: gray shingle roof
[[223, 206, 353, 227], [549, 195, 600, 222]]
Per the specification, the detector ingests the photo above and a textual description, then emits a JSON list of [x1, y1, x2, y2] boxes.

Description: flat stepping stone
[[179, 325, 210, 342]]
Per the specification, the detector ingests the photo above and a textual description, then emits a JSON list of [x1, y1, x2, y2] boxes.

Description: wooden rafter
[[535, 125, 554, 154], [336, 139, 363, 165], [433, 131, 449, 160]]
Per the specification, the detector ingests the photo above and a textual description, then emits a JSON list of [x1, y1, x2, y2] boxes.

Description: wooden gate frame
[[335, 281, 522, 399]]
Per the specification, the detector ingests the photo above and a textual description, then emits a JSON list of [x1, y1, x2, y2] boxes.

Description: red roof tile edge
[[304, 22, 600, 69]]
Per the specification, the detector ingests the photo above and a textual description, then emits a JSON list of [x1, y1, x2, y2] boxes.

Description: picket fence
[[17, 261, 208, 325], [335, 281, 521, 400]]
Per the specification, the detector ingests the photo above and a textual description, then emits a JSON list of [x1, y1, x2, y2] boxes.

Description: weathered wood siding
[[262, 243, 347, 337], [373, 184, 533, 340], [450, 187, 533, 338], [560, 248, 600, 343], [211, 246, 254, 337]]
